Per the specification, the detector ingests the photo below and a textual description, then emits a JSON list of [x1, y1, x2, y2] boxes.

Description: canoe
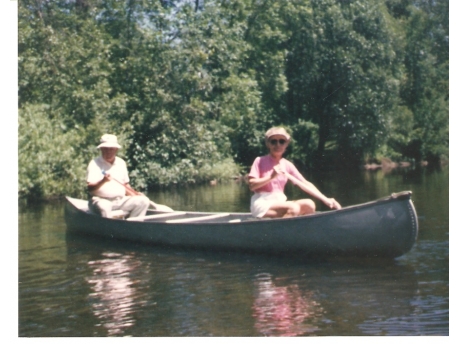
[[64, 191, 418, 258]]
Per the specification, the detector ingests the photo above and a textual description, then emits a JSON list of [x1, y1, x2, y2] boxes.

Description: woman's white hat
[[264, 127, 291, 141]]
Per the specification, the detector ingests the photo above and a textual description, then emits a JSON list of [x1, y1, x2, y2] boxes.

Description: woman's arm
[[248, 156, 279, 192], [281, 167, 341, 209], [248, 169, 278, 191]]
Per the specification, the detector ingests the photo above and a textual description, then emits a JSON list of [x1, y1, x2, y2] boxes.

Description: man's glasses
[[269, 139, 287, 146]]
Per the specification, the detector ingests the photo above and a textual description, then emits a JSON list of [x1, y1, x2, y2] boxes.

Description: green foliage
[[127, 115, 241, 188], [18, 0, 449, 200], [18, 104, 89, 200], [285, 0, 405, 166], [287, 120, 320, 169], [19, 1, 129, 128], [397, 1, 449, 162]]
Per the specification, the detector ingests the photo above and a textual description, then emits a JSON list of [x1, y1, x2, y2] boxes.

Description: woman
[[248, 127, 341, 218]]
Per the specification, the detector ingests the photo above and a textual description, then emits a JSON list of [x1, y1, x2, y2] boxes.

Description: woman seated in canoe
[[248, 127, 341, 218]]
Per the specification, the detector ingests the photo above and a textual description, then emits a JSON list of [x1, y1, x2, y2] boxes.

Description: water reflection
[[86, 252, 144, 336], [18, 166, 448, 336], [252, 273, 323, 336]]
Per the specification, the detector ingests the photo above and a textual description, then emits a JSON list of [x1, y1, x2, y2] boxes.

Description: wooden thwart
[[166, 213, 230, 224], [127, 211, 186, 222]]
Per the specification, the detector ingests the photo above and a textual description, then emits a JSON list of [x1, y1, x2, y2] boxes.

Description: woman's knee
[[285, 202, 301, 217], [298, 199, 315, 214]]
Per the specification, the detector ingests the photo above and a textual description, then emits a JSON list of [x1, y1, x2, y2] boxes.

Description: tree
[[398, 0, 449, 163], [17, 0, 449, 201], [285, 0, 404, 167]]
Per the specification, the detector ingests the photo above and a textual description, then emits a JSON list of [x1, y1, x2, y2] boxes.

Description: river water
[[18, 165, 449, 337]]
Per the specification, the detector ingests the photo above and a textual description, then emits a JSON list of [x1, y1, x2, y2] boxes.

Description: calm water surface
[[18, 166, 449, 336]]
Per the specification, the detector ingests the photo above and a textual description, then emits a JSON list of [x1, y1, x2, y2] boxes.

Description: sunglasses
[[269, 139, 287, 146]]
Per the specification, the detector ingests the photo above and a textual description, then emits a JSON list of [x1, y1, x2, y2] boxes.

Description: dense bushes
[[18, 104, 89, 199], [18, 0, 448, 201]]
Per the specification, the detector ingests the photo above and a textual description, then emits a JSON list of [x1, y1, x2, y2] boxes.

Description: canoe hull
[[65, 192, 418, 258]]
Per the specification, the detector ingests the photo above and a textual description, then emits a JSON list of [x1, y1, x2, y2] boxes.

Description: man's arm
[[87, 174, 110, 192]]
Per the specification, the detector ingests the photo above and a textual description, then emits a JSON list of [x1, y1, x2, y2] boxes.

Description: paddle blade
[[149, 201, 174, 212]]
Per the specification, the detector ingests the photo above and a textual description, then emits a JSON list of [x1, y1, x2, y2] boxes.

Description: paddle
[[282, 170, 341, 210], [101, 170, 174, 212]]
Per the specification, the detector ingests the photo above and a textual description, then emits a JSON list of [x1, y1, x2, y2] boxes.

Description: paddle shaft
[[101, 170, 140, 195]]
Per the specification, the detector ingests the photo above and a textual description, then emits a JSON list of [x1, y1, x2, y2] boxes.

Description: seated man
[[86, 134, 149, 218]]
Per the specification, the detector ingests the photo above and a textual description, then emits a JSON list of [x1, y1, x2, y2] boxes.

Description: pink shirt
[[248, 155, 305, 193]]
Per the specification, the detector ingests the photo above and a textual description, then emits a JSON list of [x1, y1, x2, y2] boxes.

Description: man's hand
[[87, 174, 110, 192]]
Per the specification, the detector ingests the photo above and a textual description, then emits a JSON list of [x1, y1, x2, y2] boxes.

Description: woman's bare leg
[[263, 201, 301, 218], [295, 199, 316, 215]]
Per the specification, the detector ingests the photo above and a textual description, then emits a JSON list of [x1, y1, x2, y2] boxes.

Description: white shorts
[[250, 192, 287, 218]]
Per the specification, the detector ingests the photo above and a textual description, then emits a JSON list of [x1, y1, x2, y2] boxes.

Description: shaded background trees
[[18, 0, 449, 200]]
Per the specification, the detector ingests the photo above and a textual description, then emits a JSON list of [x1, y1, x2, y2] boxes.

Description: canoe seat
[[127, 212, 187, 222], [111, 209, 130, 219], [166, 213, 230, 224]]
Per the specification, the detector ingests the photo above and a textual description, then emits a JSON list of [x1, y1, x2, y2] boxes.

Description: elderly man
[[86, 134, 150, 218]]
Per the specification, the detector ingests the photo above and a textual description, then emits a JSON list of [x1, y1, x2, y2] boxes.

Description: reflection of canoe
[[64, 191, 418, 258]]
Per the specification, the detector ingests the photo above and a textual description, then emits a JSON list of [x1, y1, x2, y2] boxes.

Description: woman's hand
[[326, 198, 342, 210], [272, 164, 286, 177], [249, 165, 283, 191]]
